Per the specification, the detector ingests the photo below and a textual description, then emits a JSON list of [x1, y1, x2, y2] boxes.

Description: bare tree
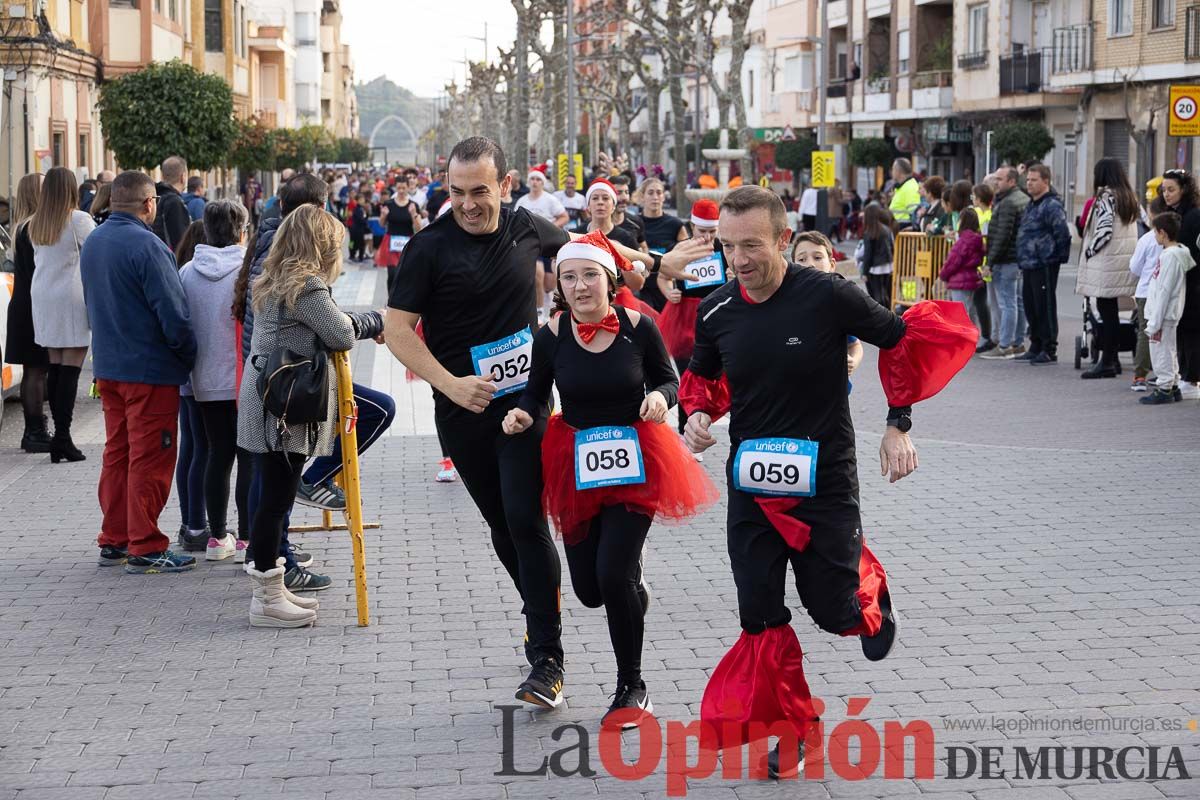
[[696, 0, 756, 181]]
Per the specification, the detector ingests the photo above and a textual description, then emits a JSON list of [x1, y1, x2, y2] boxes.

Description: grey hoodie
[[180, 243, 245, 401]]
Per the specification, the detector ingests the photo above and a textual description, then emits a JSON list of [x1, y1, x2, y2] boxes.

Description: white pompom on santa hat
[[585, 177, 617, 204], [691, 198, 720, 229]]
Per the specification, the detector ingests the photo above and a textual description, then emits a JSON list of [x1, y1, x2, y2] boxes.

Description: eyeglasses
[[559, 271, 606, 287], [1164, 169, 1188, 179]]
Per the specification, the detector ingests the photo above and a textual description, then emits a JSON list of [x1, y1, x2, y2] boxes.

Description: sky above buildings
[[343, 0, 518, 97]]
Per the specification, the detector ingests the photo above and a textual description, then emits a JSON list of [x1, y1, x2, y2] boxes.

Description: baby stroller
[[1074, 296, 1138, 370]]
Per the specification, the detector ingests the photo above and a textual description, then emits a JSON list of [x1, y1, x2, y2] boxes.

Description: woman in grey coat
[[28, 167, 96, 461], [236, 205, 383, 628]]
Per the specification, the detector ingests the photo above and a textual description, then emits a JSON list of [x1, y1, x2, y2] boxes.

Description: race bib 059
[[470, 327, 533, 398], [733, 437, 818, 497], [683, 253, 726, 290], [575, 426, 646, 490]]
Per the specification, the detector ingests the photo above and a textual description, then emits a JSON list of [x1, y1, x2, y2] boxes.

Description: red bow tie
[[574, 312, 620, 344]]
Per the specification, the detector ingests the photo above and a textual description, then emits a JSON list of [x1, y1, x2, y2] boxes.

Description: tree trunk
[[726, 0, 754, 181], [551, 6, 566, 156], [645, 79, 661, 168], [668, 63, 689, 216], [511, 5, 531, 169]]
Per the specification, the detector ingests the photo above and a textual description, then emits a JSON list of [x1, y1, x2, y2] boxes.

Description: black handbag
[[254, 301, 328, 444]]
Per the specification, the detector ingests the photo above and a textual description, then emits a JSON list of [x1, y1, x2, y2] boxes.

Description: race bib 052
[[470, 327, 533, 398], [733, 437, 818, 497], [574, 426, 646, 490], [683, 253, 726, 290]]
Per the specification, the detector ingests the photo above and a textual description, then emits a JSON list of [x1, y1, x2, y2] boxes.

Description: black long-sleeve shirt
[[688, 265, 905, 503], [518, 306, 678, 429]]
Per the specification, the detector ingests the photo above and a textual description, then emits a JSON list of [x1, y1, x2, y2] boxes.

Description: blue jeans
[[992, 262, 1024, 348], [949, 289, 985, 347], [175, 395, 207, 530], [247, 383, 396, 569]]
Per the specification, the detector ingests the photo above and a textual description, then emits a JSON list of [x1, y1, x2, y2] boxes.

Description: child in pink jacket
[[939, 208, 987, 345]]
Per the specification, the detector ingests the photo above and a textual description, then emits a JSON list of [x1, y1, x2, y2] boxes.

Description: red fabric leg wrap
[[838, 540, 888, 637], [700, 625, 817, 749]]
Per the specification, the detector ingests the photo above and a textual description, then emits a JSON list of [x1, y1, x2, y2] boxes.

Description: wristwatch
[[649, 251, 663, 274], [886, 406, 912, 433]]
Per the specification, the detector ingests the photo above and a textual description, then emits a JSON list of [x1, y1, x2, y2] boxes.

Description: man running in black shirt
[[680, 186, 972, 779], [386, 137, 689, 709]]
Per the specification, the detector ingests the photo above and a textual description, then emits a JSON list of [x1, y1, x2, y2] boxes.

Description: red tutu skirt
[[615, 286, 660, 324], [374, 235, 403, 268], [541, 415, 718, 545], [657, 297, 699, 360]]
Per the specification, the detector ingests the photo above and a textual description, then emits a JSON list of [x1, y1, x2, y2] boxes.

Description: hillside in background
[[356, 75, 435, 157]]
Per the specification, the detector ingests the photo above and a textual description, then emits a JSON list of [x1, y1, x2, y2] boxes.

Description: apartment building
[[0, 0, 103, 197]]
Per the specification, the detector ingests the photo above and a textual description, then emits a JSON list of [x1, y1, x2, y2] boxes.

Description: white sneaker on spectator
[[1180, 382, 1200, 401], [206, 533, 236, 561]]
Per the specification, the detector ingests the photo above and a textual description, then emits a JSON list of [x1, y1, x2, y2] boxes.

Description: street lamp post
[[567, 0, 577, 172]]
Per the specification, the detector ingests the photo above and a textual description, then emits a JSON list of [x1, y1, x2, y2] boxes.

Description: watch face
[[898, 417, 912, 433]]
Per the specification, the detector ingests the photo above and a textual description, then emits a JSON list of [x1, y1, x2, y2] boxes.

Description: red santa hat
[[555, 229, 634, 279], [691, 198, 720, 229], [585, 177, 618, 204], [527, 165, 548, 184]]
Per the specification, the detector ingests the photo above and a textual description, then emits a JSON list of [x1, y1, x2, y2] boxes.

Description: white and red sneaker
[[234, 539, 248, 564], [435, 458, 458, 483], [206, 533, 236, 561]]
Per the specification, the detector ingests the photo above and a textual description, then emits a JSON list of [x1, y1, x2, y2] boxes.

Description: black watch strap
[[886, 405, 912, 433]]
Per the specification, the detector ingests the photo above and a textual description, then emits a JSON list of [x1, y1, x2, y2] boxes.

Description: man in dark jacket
[[240, 173, 396, 591], [81, 170, 198, 574], [1016, 164, 1072, 363], [981, 167, 1031, 359], [152, 155, 191, 252]]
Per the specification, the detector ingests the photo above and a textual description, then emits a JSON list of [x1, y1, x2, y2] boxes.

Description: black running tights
[[250, 451, 306, 573], [197, 400, 238, 538], [565, 506, 651, 686]]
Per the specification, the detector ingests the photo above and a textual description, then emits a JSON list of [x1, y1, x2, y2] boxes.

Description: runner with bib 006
[[502, 229, 716, 728]]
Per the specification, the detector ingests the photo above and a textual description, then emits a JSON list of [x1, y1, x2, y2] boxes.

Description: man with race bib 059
[[680, 187, 977, 779]]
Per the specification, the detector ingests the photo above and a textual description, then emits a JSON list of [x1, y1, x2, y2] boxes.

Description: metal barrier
[[891, 232, 953, 310], [288, 350, 375, 626]]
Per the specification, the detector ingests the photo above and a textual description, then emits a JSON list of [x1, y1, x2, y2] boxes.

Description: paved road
[[1, 262, 1198, 799]]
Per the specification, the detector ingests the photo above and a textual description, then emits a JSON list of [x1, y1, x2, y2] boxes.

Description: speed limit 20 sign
[[1169, 85, 1200, 137]]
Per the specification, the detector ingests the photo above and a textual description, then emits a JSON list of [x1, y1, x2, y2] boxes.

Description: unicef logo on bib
[[575, 426, 646, 490], [733, 437, 819, 497], [470, 327, 534, 398]]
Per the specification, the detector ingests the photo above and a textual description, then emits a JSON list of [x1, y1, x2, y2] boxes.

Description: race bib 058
[[683, 253, 726, 290], [388, 235, 411, 253], [470, 327, 533, 398], [733, 437, 818, 497], [575, 426, 646, 490]]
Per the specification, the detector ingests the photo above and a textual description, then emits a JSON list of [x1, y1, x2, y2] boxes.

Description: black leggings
[[20, 366, 47, 427], [350, 232, 366, 260], [674, 356, 690, 435], [1095, 296, 1121, 367], [197, 400, 239, 537], [866, 273, 892, 310], [564, 506, 651, 686], [972, 287, 992, 343], [437, 407, 563, 664], [250, 451, 306, 572]]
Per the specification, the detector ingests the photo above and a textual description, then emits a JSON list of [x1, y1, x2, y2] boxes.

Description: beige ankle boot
[[248, 564, 316, 628], [276, 557, 318, 611]]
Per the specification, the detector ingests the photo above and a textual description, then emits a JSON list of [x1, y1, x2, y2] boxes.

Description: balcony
[[912, 70, 952, 109], [1000, 49, 1049, 95], [1052, 23, 1092, 73], [826, 80, 848, 98], [958, 50, 988, 70], [865, 75, 891, 112]]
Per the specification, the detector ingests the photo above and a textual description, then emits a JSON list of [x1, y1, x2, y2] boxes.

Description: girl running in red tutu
[[502, 229, 718, 726]]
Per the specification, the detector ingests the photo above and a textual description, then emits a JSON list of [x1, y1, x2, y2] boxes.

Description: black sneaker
[[602, 681, 653, 730], [1139, 389, 1175, 405], [98, 545, 127, 566], [974, 339, 996, 354], [284, 565, 332, 592], [1028, 352, 1053, 365], [766, 739, 806, 780], [295, 480, 347, 511], [287, 542, 314, 568], [1172, 385, 1183, 402], [124, 550, 196, 574], [179, 526, 210, 552], [860, 591, 899, 661], [1013, 350, 1039, 361], [516, 657, 564, 709], [523, 630, 534, 666]]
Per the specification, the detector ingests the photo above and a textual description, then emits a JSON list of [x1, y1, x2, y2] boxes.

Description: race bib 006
[[683, 253, 726, 290], [470, 327, 533, 398], [733, 437, 818, 497], [575, 426, 646, 490], [388, 235, 411, 253]]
